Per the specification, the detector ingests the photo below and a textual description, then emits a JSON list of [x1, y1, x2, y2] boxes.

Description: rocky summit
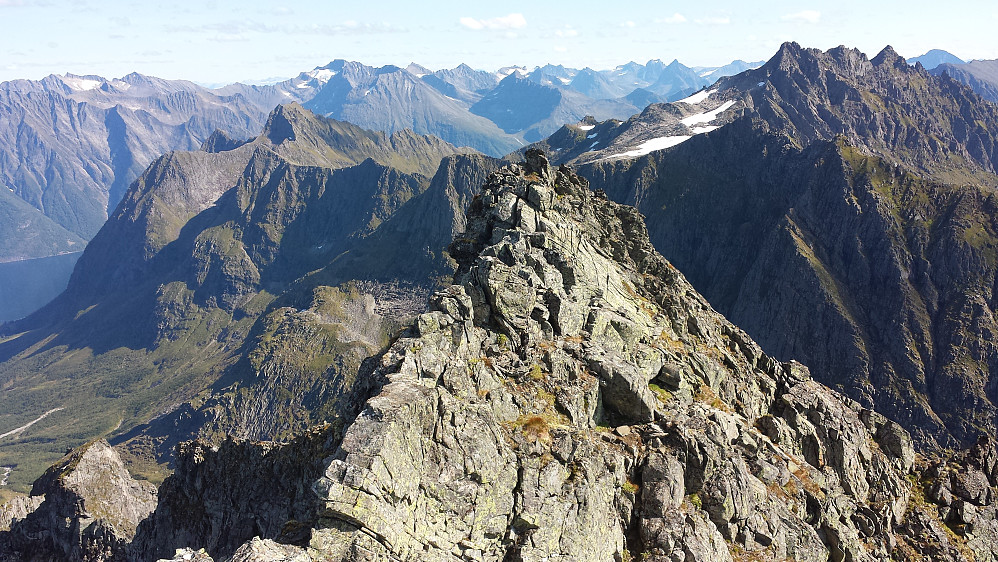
[[7, 150, 998, 560]]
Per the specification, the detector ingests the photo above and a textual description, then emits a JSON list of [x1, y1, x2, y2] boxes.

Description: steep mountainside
[[9, 151, 998, 560], [550, 43, 998, 449], [0, 72, 303, 239], [0, 105, 487, 493], [933, 59, 998, 103], [0, 72, 314, 320]]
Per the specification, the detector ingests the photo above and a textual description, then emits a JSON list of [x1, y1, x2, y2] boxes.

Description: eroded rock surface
[[0, 439, 156, 560]]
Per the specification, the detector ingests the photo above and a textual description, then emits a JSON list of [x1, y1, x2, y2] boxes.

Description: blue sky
[[2, 0, 997, 84]]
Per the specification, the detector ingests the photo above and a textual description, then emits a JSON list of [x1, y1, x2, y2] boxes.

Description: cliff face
[[571, 44, 998, 450]]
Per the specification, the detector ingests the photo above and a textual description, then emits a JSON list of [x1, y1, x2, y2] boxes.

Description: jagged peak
[[872, 45, 908, 69], [263, 102, 309, 144], [759, 41, 811, 74]]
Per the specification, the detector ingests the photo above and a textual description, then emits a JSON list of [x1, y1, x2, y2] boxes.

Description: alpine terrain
[[2, 41, 998, 561], [536, 42, 998, 452]]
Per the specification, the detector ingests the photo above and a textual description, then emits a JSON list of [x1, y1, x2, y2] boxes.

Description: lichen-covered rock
[[225, 537, 310, 561], [895, 437, 998, 561], [156, 547, 215, 562], [0, 439, 156, 560], [0, 494, 44, 532]]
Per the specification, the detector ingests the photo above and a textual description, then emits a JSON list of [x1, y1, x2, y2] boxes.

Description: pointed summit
[[765, 41, 808, 72], [263, 102, 305, 145], [872, 45, 907, 69]]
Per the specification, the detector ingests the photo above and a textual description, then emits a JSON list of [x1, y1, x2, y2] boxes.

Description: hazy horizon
[[2, 0, 996, 84]]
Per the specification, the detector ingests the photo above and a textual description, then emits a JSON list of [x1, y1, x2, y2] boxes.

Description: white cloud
[[781, 10, 821, 24], [657, 13, 687, 24], [460, 13, 527, 31], [695, 16, 730, 25], [621, 21, 636, 28], [555, 27, 578, 38], [554, 46, 568, 53]]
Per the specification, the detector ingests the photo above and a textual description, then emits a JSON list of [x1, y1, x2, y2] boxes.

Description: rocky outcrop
[[0, 439, 156, 560], [296, 150, 931, 560], [293, 150, 916, 560]]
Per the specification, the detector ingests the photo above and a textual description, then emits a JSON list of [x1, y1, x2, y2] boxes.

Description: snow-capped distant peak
[[60, 75, 103, 91], [676, 89, 715, 105]]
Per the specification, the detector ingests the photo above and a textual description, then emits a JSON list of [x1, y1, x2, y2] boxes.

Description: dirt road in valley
[[0, 407, 64, 441]]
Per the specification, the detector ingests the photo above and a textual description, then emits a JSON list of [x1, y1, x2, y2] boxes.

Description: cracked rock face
[[0, 439, 156, 561], [306, 149, 917, 561]]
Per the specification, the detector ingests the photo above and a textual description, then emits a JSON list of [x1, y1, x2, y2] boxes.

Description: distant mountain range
[[903, 49, 998, 104], [933, 59, 998, 103], [907, 48, 965, 69], [0, 72, 312, 320], [0, 57, 760, 322]]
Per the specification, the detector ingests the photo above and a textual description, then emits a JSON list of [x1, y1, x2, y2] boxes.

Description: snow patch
[[308, 68, 337, 83], [699, 70, 714, 78], [690, 125, 720, 134], [603, 101, 734, 161], [577, 124, 595, 131], [612, 135, 692, 158], [680, 100, 735, 126], [587, 133, 597, 139], [757, 81, 765, 87], [61, 76, 102, 91], [676, 89, 714, 105], [497, 66, 527, 79]]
